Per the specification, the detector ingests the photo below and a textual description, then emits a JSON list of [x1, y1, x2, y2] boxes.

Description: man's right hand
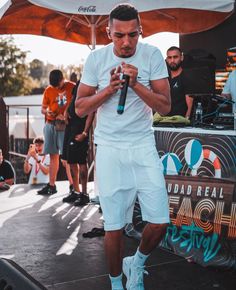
[[107, 66, 123, 95], [27, 147, 36, 159], [46, 109, 56, 117]]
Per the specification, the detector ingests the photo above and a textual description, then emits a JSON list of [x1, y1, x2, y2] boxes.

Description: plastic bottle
[[195, 102, 203, 124]]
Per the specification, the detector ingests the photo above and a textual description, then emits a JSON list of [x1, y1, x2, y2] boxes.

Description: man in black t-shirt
[[166, 46, 193, 118], [0, 149, 15, 191], [61, 78, 95, 205]]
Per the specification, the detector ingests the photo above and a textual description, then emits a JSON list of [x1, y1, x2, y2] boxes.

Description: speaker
[[0, 258, 47, 290], [182, 49, 216, 94], [182, 66, 215, 94]]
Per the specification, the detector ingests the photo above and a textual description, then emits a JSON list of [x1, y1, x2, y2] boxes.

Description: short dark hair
[[70, 72, 77, 83], [33, 137, 44, 144], [49, 70, 63, 87], [167, 46, 183, 54], [109, 4, 140, 26]]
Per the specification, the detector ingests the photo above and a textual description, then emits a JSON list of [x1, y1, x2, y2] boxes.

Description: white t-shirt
[[81, 42, 168, 148], [28, 154, 50, 184], [222, 70, 236, 113]]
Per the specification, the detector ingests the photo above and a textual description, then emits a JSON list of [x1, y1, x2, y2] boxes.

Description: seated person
[[0, 148, 15, 190], [221, 70, 236, 114], [166, 46, 193, 118], [24, 137, 50, 185]]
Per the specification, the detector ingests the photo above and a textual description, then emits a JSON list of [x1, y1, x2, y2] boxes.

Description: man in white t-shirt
[[76, 4, 171, 290], [221, 70, 236, 113], [24, 137, 50, 185]]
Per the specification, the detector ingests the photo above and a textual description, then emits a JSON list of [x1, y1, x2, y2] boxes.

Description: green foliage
[[29, 59, 44, 80], [0, 36, 31, 97], [29, 60, 55, 89], [0, 36, 84, 96]]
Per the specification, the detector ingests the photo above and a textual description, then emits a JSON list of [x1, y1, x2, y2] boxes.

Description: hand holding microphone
[[114, 63, 138, 114], [117, 74, 130, 114]]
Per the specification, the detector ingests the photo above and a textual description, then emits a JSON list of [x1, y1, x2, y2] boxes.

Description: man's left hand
[[56, 113, 65, 121], [121, 62, 138, 88]]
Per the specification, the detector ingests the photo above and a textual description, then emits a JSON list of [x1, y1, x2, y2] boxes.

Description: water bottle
[[195, 102, 203, 124]]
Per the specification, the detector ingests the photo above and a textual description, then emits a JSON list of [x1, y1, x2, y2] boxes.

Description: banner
[[162, 175, 236, 268], [133, 130, 236, 269]]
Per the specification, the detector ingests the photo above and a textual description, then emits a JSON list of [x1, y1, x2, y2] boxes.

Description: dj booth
[[133, 50, 236, 268], [134, 50, 236, 268], [149, 52, 236, 267]]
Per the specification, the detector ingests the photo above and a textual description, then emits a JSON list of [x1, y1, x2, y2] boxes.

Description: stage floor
[[0, 181, 235, 290]]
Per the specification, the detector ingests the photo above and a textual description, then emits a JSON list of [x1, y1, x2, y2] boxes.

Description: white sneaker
[[122, 256, 148, 290]]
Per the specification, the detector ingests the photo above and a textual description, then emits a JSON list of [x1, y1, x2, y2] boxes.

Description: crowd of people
[[1, 3, 235, 290], [1, 70, 94, 208], [22, 69, 93, 207]]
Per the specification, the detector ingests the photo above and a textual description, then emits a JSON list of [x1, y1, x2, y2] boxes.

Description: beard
[[167, 61, 182, 71]]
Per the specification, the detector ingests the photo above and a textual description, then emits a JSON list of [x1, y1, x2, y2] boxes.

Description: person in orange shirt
[[38, 70, 74, 195]]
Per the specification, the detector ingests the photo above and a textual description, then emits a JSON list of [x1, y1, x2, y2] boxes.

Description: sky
[[12, 32, 179, 66]]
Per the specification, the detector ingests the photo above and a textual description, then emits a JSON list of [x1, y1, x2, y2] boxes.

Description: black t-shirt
[[67, 81, 88, 143], [167, 72, 188, 117], [0, 160, 14, 181], [67, 81, 88, 132]]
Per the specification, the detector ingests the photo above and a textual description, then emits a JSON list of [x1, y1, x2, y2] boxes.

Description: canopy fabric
[[0, 0, 11, 18], [28, 0, 235, 14], [0, 0, 235, 47]]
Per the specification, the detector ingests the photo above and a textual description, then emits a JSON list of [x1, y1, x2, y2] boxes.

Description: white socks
[[133, 248, 149, 266], [109, 248, 149, 289], [109, 273, 124, 290]]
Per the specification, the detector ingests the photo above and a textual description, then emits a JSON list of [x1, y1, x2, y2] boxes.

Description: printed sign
[[133, 130, 236, 269]]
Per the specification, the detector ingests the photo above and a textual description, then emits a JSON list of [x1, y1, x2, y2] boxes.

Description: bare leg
[[79, 163, 88, 193], [70, 163, 80, 192], [49, 154, 59, 185], [65, 162, 73, 187], [105, 229, 124, 277], [139, 223, 168, 255]]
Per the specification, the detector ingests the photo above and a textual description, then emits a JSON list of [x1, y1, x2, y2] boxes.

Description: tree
[[29, 59, 44, 80], [0, 36, 32, 97]]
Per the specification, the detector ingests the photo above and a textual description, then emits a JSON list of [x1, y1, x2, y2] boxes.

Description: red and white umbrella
[[0, 0, 234, 49]]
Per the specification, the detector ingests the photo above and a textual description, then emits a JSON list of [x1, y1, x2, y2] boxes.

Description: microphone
[[117, 74, 130, 114]]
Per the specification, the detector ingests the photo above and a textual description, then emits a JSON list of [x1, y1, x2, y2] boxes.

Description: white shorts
[[96, 144, 170, 231]]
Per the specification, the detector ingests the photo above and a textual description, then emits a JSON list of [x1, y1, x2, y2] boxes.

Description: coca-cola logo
[[78, 6, 96, 13]]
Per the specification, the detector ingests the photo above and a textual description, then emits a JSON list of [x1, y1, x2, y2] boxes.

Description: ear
[[139, 26, 143, 35], [106, 27, 111, 39], [181, 54, 184, 62]]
